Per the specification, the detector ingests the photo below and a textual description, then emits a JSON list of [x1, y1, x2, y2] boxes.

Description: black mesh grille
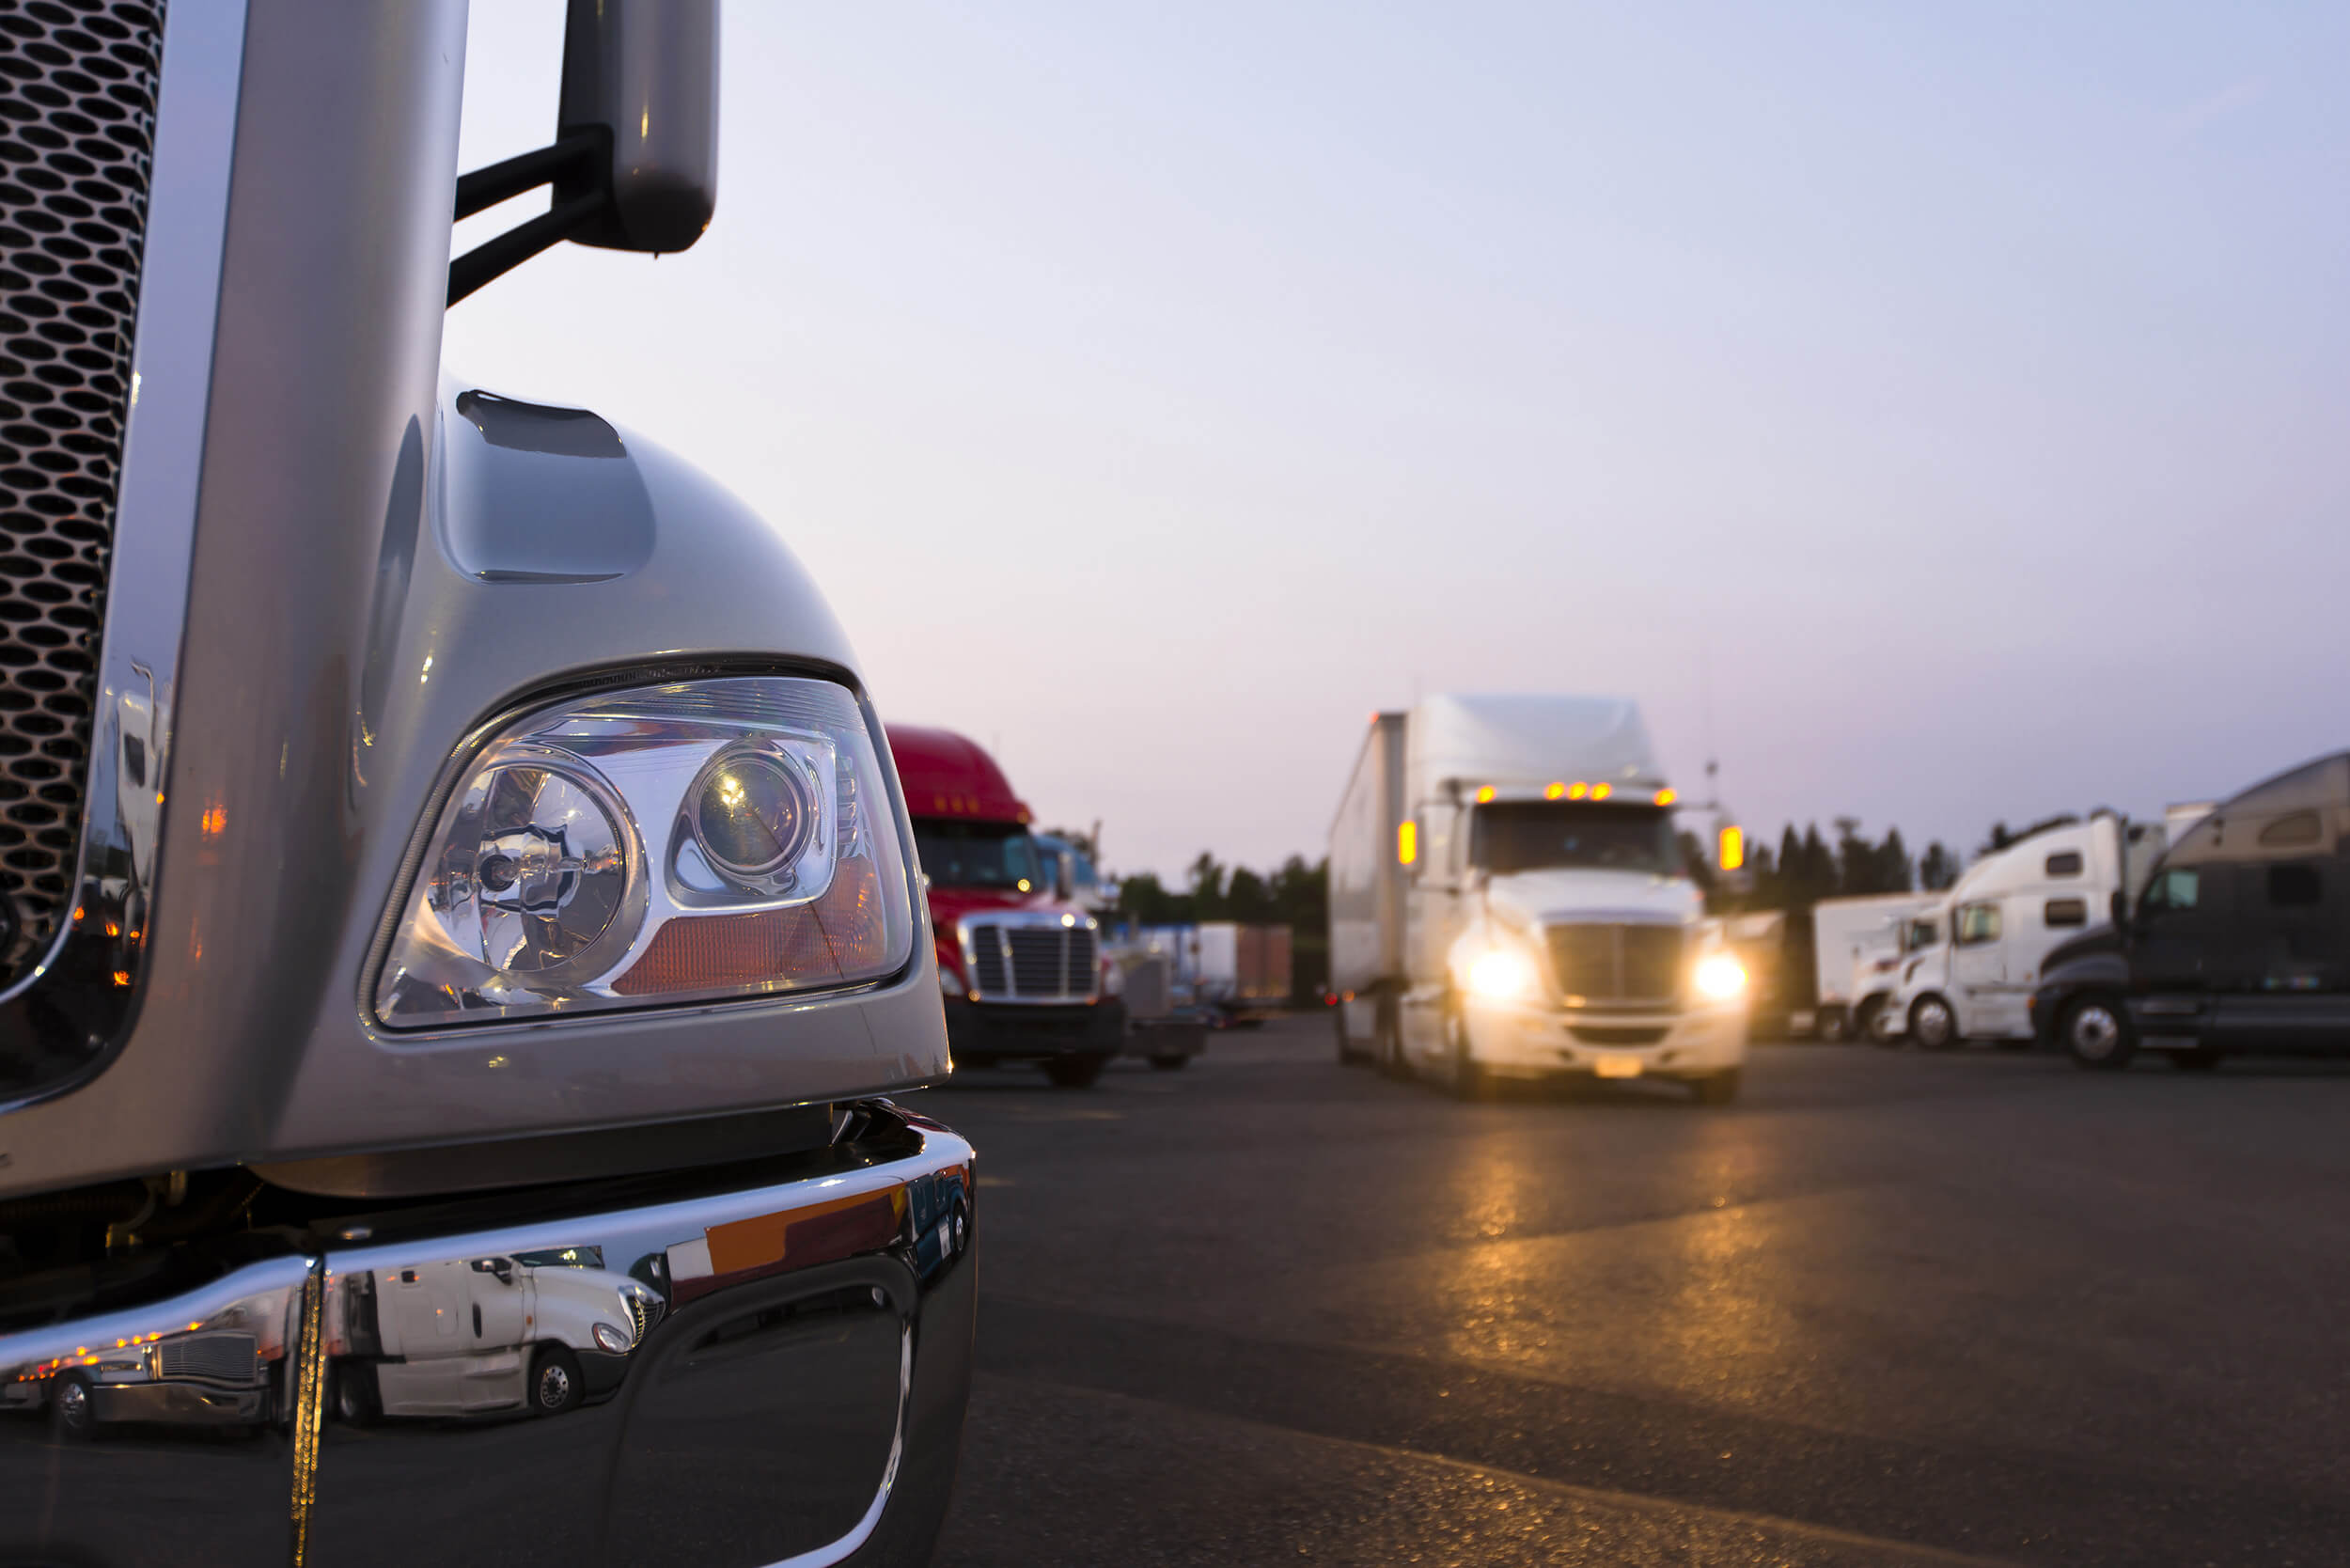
[[966, 922, 1097, 999], [155, 1330, 258, 1385], [1543, 923, 1684, 1004], [0, 0, 164, 976], [1067, 927, 1096, 992]]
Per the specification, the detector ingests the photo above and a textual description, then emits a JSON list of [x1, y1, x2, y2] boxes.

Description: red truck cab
[[888, 725, 1122, 1087]]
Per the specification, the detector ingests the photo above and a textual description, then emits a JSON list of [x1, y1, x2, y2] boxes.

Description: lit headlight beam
[[1693, 952, 1747, 1001]]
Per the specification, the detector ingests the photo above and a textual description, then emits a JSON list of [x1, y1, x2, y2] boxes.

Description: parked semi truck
[[1810, 892, 1940, 1041], [1328, 696, 1750, 1101], [889, 724, 1123, 1086], [1883, 813, 2165, 1048], [0, 7, 976, 1562], [2034, 756, 2350, 1070]]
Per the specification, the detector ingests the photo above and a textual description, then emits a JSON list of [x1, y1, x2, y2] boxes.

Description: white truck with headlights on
[[1328, 694, 1748, 1102]]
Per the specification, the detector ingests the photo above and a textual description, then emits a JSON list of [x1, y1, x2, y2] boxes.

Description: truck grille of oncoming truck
[[1543, 922, 1684, 1007], [0, 1, 166, 979]]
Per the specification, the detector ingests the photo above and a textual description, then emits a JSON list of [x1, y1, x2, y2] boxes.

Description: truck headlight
[[592, 1322, 631, 1355], [1693, 952, 1747, 1001], [1467, 946, 1539, 1001], [375, 677, 916, 1027]]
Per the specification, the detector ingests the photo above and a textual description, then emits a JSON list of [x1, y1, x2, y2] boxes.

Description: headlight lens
[[1468, 946, 1539, 1001], [1694, 951, 1747, 1001], [592, 1321, 631, 1356], [376, 676, 915, 1027]]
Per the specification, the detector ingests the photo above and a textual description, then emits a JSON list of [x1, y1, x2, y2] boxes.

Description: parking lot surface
[[925, 1016, 2350, 1567]]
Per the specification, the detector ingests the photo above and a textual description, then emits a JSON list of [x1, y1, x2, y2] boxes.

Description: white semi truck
[[1884, 813, 2166, 1048], [1329, 695, 1749, 1102]]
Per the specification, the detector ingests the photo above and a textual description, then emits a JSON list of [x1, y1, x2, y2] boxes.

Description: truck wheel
[[1335, 1006, 1367, 1066], [1869, 1005, 1902, 1047], [1147, 1053, 1191, 1071], [529, 1344, 584, 1416], [1908, 995, 1957, 1051], [50, 1372, 96, 1441], [333, 1362, 381, 1426], [1816, 1008, 1848, 1043], [2061, 996, 2135, 1071], [1044, 1053, 1109, 1089], [1854, 996, 1886, 1042], [1690, 1068, 1742, 1105], [1373, 1000, 1405, 1080], [1446, 1011, 1486, 1101]]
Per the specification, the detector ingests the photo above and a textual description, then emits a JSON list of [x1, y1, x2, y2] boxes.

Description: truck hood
[[1482, 869, 1703, 929]]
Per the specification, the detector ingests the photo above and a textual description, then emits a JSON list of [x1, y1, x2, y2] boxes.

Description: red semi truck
[[889, 726, 1124, 1087]]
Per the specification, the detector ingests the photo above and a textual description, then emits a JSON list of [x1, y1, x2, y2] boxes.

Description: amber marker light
[[1654, 788, 1676, 806], [1397, 821, 1418, 866], [1718, 825, 1745, 871], [1567, 782, 1590, 800], [1475, 786, 1496, 804], [1544, 782, 1566, 801], [1591, 783, 1612, 801]]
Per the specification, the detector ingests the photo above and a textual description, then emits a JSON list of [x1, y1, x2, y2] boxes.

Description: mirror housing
[[557, 0, 720, 254]]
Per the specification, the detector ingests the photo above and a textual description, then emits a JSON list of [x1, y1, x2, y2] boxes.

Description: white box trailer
[[1810, 892, 1940, 1041], [1326, 695, 1748, 1100]]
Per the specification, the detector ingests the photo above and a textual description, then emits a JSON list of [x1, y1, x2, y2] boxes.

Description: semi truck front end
[[0, 7, 974, 1563]]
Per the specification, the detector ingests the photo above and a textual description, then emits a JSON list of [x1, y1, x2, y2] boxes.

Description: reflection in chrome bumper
[[0, 1099, 977, 1568]]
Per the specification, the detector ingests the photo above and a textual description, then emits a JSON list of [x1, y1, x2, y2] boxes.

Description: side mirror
[[448, 0, 721, 304], [2107, 889, 2128, 933], [1054, 857, 1073, 902], [559, 0, 721, 254]]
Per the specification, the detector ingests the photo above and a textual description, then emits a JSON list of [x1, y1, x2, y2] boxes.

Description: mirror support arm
[[446, 131, 610, 306]]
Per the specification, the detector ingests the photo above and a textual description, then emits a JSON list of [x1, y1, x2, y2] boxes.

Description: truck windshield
[[915, 820, 1044, 891], [1470, 803, 1680, 875]]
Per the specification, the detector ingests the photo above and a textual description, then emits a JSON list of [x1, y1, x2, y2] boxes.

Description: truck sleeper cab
[[890, 724, 1123, 1087], [2034, 752, 2350, 1070], [1330, 696, 1749, 1103]]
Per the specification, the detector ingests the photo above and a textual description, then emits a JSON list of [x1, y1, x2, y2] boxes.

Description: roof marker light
[[1567, 782, 1589, 800], [1475, 786, 1496, 804], [1544, 782, 1566, 801], [1655, 788, 1676, 807], [1591, 783, 1612, 801]]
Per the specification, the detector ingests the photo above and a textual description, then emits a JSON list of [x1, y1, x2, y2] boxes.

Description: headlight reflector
[[376, 677, 915, 1027], [1694, 951, 1747, 1001], [592, 1321, 631, 1356]]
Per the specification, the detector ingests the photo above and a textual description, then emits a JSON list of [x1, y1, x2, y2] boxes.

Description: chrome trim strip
[[0, 0, 250, 1078]]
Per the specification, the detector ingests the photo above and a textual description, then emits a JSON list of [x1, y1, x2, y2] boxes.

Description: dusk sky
[[446, 3, 2350, 883]]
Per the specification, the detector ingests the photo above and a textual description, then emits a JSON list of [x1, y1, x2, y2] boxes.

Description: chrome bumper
[[0, 1099, 977, 1567]]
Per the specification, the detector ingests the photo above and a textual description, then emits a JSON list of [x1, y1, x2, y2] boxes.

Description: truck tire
[[2061, 996, 2136, 1071], [50, 1371, 96, 1440], [1690, 1068, 1741, 1105], [1446, 1012, 1486, 1101], [1854, 996, 1886, 1042], [1816, 1007, 1848, 1043], [1908, 994, 1957, 1051], [332, 1362, 380, 1426], [1373, 999, 1405, 1080], [1044, 1053, 1109, 1089], [530, 1344, 584, 1416], [1335, 1005, 1367, 1066]]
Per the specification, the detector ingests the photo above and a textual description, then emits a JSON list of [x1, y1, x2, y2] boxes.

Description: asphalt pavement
[[922, 1015, 2350, 1568]]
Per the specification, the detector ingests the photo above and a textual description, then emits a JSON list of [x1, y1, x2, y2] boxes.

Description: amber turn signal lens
[[614, 857, 888, 996]]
